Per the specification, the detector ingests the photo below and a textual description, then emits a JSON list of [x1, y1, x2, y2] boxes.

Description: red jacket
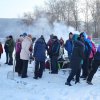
[[89, 42, 96, 59], [0, 43, 3, 54]]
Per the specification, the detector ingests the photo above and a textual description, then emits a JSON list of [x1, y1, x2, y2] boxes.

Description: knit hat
[[72, 34, 79, 41], [9, 35, 13, 39], [80, 32, 87, 39], [87, 36, 92, 40], [53, 36, 57, 40], [40, 35, 44, 39], [23, 33, 27, 37], [28, 34, 32, 39]]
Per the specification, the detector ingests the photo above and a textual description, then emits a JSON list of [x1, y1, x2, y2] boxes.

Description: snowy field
[[0, 50, 100, 100]]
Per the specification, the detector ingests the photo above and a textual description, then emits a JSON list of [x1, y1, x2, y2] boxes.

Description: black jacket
[[71, 40, 85, 59], [94, 51, 100, 60]]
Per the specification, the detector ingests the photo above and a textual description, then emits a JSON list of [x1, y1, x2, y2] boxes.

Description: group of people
[[14, 33, 64, 79], [0, 31, 100, 86], [64, 32, 100, 86]]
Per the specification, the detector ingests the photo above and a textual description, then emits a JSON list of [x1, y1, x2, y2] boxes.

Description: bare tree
[[88, 0, 100, 37], [70, 0, 80, 30], [21, 12, 34, 32]]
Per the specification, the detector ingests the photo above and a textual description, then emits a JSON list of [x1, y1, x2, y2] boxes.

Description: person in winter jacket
[[50, 36, 60, 74], [60, 37, 64, 46], [15, 38, 23, 76], [65, 32, 73, 61], [29, 37, 36, 64], [65, 34, 85, 86], [58, 37, 64, 69], [8, 35, 15, 65], [33, 35, 47, 79], [47, 34, 54, 58], [87, 36, 96, 73], [4, 36, 9, 64], [59, 37, 64, 58], [0, 42, 3, 59], [20, 34, 32, 78], [79, 32, 92, 79], [87, 45, 100, 85]]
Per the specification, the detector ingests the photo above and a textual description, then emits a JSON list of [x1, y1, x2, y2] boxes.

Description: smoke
[[0, 17, 80, 42], [31, 17, 80, 42]]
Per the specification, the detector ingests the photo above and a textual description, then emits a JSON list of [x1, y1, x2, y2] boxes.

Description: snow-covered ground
[[0, 51, 100, 100]]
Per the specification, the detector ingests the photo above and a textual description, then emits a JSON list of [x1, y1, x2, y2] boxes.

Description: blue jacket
[[94, 45, 100, 60], [81, 32, 92, 58], [84, 38, 92, 57], [65, 39, 73, 54], [34, 38, 46, 61]]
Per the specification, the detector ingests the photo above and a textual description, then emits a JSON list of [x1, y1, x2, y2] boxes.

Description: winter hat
[[23, 33, 27, 37], [40, 35, 44, 39], [72, 34, 79, 41], [80, 32, 87, 39], [87, 36, 92, 40], [28, 34, 32, 39], [53, 36, 57, 40], [50, 34, 54, 39], [9, 35, 13, 39]]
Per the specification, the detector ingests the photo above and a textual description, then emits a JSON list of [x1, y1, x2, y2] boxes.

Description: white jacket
[[20, 36, 32, 60]]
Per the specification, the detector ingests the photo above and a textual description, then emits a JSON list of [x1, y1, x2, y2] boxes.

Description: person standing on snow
[[65, 32, 74, 61], [33, 35, 47, 79], [15, 38, 23, 76], [50, 36, 60, 74], [4, 36, 9, 64], [47, 34, 54, 58], [8, 35, 15, 65], [87, 44, 100, 85], [0, 42, 3, 65], [79, 32, 92, 79], [87, 36, 96, 73], [20, 33, 32, 78], [58, 37, 65, 69], [65, 34, 85, 86]]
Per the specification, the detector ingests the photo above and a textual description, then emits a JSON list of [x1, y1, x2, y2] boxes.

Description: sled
[[7, 58, 16, 80], [58, 57, 71, 74]]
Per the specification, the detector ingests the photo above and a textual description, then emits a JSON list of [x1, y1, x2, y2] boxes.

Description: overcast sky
[[0, 0, 45, 18]]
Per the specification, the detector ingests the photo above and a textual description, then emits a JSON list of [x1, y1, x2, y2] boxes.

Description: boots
[[65, 82, 72, 86], [87, 81, 93, 85]]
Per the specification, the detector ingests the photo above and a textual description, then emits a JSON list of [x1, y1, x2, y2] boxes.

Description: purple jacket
[[97, 45, 100, 52], [15, 42, 21, 54]]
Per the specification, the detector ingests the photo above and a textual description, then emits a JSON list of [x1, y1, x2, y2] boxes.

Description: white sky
[[0, 0, 45, 18]]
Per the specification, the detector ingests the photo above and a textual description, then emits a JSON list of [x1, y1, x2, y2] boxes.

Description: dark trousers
[[15, 54, 23, 75], [21, 60, 28, 77], [8, 52, 13, 64], [87, 60, 100, 82], [67, 66, 81, 83], [51, 56, 58, 73], [81, 58, 89, 78], [34, 60, 45, 78], [5, 52, 9, 63], [88, 58, 93, 73], [67, 57, 82, 83], [0, 53, 1, 59]]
